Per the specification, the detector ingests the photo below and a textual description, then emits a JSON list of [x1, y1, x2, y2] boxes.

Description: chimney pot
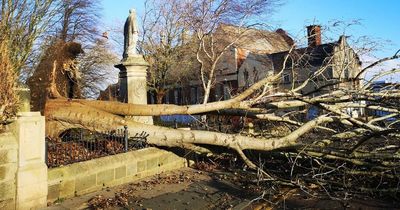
[[307, 25, 321, 47]]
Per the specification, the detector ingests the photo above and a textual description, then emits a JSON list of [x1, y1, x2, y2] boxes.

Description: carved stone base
[[120, 54, 149, 66], [115, 55, 153, 125]]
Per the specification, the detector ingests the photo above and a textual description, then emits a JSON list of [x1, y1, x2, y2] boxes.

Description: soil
[[45, 167, 400, 210]]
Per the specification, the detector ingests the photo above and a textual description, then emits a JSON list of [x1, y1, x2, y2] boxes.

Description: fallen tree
[[41, 46, 400, 200], [1, 0, 395, 202]]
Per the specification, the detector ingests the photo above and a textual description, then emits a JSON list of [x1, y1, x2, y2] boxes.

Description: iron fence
[[45, 126, 149, 168]]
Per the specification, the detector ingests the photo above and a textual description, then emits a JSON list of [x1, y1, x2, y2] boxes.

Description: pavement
[[44, 168, 257, 210], [44, 167, 400, 210]]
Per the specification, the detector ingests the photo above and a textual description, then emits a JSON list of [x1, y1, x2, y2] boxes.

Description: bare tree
[[54, 0, 101, 43], [139, 0, 194, 104], [181, 0, 282, 104], [0, 0, 57, 123], [139, 0, 283, 104], [0, 39, 17, 124], [42, 22, 400, 196], [0, 0, 56, 73], [77, 39, 119, 98]]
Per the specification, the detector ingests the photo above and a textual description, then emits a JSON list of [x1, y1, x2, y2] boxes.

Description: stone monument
[[115, 8, 153, 124]]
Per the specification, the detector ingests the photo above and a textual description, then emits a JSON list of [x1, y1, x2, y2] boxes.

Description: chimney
[[307, 25, 321, 47]]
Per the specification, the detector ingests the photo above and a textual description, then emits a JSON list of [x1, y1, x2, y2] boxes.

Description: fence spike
[[124, 126, 128, 152]]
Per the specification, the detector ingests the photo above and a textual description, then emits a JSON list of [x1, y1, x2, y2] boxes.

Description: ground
[[45, 167, 399, 210], [45, 168, 254, 210]]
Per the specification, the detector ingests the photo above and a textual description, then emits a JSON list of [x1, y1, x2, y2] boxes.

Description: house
[[156, 24, 294, 104], [266, 26, 361, 96], [159, 25, 362, 105]]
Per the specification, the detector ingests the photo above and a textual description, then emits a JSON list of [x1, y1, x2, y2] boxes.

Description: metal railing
[[45, 126, 148, 168]]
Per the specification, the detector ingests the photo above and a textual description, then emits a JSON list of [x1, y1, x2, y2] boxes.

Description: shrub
[[0, 39, 18, 125]]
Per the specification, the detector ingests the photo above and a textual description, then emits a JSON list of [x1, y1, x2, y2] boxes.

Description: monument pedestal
[[115, 55, 153, 125]]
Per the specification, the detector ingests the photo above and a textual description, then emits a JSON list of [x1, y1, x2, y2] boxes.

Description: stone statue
[[123, 9, 139, 58]]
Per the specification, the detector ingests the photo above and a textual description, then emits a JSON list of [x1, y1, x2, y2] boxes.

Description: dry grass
[[0, 38, 18, 125]]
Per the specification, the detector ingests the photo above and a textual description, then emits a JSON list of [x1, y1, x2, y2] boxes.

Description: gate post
[[12, 112, 47, 209]]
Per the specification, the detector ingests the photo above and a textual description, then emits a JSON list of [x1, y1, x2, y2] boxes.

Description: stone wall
[[0, 112, 187, 208], [0, 112, 47, 210], [47, 147, 187, 202], [0, 132, 17, 209], [12, 113, 47, 209]]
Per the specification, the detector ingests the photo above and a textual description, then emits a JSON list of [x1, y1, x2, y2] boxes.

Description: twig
[[235, 148, 274, 180]]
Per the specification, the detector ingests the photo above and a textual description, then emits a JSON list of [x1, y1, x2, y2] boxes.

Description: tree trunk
[[156, 89, 166, 104], [45, 99, 333, 153], [203, 80, 212, 104]]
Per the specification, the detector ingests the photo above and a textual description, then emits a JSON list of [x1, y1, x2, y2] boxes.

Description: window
[[174, 89, 179, 104], [215, 84, 222, 100], [253, 67, 259, 82], [165, 91, 170, 104], [169, 90, 175, 104], [243, 68, 249, 88], [190, 87, 197, 104], [197, 87, 203, 103], [223, 84, 231, 100], [148, 92, 155, 104], [283, 74, 290, 83]]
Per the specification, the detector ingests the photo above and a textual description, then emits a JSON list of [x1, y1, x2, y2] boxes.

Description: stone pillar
[[11, 112, 47, 210], [15, 87, 31, 112], [116, 55, 153, 124], [0, 132, 18, 209]]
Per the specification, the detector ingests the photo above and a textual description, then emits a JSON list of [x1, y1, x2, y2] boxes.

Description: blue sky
[[101, 0, 399, 56], [273, 0, 399, 56], [101, 0, 400, 79]]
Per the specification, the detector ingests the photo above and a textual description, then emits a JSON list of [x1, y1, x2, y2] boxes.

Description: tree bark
[[156, 89, 166, 104], [45, 99, 333, 152]]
